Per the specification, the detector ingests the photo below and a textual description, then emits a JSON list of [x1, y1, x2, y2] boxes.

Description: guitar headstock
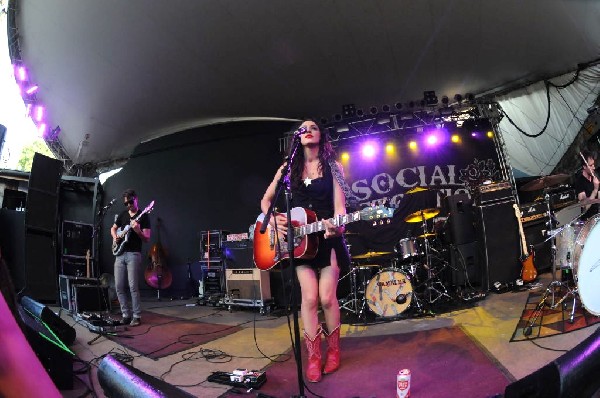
[[359, 205, 395, 225], [143, 200, 155, 215]]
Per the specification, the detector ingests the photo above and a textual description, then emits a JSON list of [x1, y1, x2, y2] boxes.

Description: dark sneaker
[[121, 317, 132, 325], [130, 317, 141, 326]]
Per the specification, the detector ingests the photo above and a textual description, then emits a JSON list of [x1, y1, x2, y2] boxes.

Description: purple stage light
[[426, 134, 438, 145], [34, 105, 44, 122], [361, 142, 377, 158], [471, 131, 479, 138], [37, 123, 47, 136], [16, 65, 27, 81], [25, 85, 39, 95]]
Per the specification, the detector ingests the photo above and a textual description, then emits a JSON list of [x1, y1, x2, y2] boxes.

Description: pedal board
[[74, 313, 126, 333], [207, 370, 266, 390]]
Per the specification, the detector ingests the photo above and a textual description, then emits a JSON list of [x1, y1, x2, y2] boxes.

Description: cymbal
[[406, 187, 428, 194], [352, 251, 392, 260], [417, 233, 436, 238], [404, 208, 440, 223], [520, 174, 570, 191]]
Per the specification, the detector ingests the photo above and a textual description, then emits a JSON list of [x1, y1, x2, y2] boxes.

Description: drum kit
[[340, 189, 452, 322], [520, 173, 600, 334]]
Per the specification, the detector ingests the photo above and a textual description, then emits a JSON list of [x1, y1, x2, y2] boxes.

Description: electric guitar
[[112, 201, 155, 256], [513, 203, 537, 283], [253, 205, 394, 270]]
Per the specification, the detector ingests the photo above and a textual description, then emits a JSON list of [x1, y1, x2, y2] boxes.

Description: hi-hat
[[520, 174, 570, 191], [406, 187, 428, 194], [353, 251, 392, 260], [404, 208, 440, 223]]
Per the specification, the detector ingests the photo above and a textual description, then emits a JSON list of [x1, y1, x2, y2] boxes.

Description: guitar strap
[[328, 158, 359, 208]]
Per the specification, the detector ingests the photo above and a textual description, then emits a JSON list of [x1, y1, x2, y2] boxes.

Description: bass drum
[[365, 269, 413, 317], [572, 216, 600, 316]]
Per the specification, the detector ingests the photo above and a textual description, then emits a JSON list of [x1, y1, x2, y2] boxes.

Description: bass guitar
[[253, 205, 394, 271], [145, 217, 172, 290], [112, 201, 155, 256], [513, 203, 538, 283]]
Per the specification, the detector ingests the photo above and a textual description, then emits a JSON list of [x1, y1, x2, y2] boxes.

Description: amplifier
[[475, 181, 513, 205], [59, 275, 100, 312], [225, 269, 271, 301], [550, 188, 576, 210], [223, 239, 254, 269], [200, 263, 224, 295], [520, 202, 547, 225], [73, 285, 110, 314]]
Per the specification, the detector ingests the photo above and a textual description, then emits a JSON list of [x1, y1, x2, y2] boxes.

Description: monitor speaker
[[475, 199, 521, 291], [504, 326, 600, 397], [20, 295, 76, 346]]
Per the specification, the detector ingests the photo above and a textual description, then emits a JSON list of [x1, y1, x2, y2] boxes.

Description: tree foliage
[[16, 139, 55, 171]]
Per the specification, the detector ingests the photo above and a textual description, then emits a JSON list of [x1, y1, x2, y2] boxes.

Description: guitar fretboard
[[294, 211, 362, 237]]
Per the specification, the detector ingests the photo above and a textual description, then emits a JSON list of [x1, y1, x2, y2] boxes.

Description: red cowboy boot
[[304, 329, 322, 383], [323, 324, 341, 374]]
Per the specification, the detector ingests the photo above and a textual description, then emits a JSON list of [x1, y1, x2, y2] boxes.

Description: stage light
[[382, 104, 390, 112], [340, 152, 350, 161], [369, 106, 378, 115], [385, 143, 395, 154], [342, 104, 356, 118], [487, 131, 494, 138], [334, 114, 342, 122], [395, 102, 403, 110], [25, 85, 39, 95], [408, 141, 418, 150], [37, 123, 47, 137], [451, 134, 461, 143], [361, 142, 377, 158], [16, 65, 28, 81], [423, 91, 438, 106], [25, 103, 32, 117], [471, 132, 479, 138], [356, 109, 364, 117], [34, 105, 44, 122], [454, 94, 463, 103]]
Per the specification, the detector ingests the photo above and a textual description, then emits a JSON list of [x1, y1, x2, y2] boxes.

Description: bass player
[[111, 189, 151, 326]]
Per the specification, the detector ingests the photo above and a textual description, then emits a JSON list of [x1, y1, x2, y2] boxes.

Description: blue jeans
[[114, 251, 142, 318]]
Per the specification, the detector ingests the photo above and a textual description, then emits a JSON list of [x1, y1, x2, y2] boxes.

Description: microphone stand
[[260, 135, 305, 398], [91, 201, 115, 278]]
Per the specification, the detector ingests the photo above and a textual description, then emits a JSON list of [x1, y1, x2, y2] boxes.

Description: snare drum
[[394, 238, 422, 261], [572, 216, 600, 315], [365, 269, 413, 317]]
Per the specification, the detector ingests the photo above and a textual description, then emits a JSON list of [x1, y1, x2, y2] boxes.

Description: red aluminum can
[[397, 368, 411, 398]]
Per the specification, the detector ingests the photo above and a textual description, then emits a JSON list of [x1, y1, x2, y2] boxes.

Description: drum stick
[[579, 151, 596, 179]]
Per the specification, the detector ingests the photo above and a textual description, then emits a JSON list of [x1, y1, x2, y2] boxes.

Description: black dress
[[290, 163, 351, 271]]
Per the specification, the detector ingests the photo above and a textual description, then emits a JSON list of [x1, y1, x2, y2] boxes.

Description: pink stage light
[[34, 106, 44, 122], [426, 134, 438, 145], [471, 132, 479, 138], [25, 103, 32, 116], [37, 123, 47, 137], [361, 142, 377, 158], [25, 85, 39, 95], [16, 65, 27, 81]]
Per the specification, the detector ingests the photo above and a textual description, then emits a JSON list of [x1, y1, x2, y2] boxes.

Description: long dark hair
[[288, 119, 336, 189]]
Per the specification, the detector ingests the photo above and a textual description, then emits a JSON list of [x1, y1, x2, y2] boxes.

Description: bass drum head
[[365, 269, 412, 317], [573, 216, 600, 316]]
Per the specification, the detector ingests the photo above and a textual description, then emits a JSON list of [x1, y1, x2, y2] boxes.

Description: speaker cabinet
[[449, 242, 482, 287], [445, 194, 476, 245], [61, 221, 93, 258], [73, 285, 110, 314], [23, 233, 58, 302], [225, 269, 271, 301], [475, 199, 521, 291]]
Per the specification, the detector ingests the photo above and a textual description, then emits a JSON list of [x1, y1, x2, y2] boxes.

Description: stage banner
[[338, 132, 501, 253]]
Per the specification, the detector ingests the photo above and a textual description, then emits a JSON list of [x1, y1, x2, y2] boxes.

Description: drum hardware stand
[[523, 280, 579, 336], [338, 267, 358, 315], [418, 214, 451, 305]]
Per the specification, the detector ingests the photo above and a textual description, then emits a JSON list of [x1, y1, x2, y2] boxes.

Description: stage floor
[[57, 271, 598, 398]]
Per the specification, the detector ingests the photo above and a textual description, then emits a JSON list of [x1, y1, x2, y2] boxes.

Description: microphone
[[293, 126, 308, 138], [103, 198, 116, 209]]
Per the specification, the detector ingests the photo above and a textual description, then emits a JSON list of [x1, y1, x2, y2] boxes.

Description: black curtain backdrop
[[98, 120, 499, 297], [340, 128, 500, 254], [99, 120, 295, 296]]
